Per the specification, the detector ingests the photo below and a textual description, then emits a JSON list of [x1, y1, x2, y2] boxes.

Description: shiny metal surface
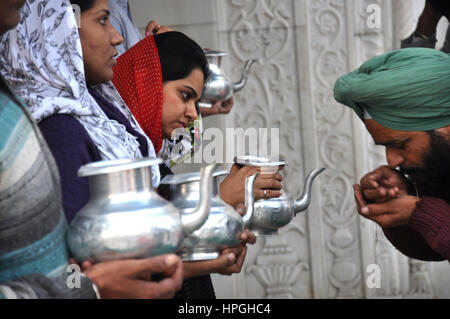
[[234, 155, 287, 167], [199, 49, 256, 108], [161, 170, 229, 185], [162, 171, 257, 261], [67, 159, 216, 262], [239, 156, 325, 236]]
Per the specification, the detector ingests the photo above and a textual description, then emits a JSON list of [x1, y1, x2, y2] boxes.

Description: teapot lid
[[78, 157, 163, 177], [234, 155, 287, 167], [160, 169, 229, 185], [203, 49, 228, 57]]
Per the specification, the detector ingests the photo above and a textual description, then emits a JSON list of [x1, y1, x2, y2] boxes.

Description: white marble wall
[[129, 0, 450, 299]]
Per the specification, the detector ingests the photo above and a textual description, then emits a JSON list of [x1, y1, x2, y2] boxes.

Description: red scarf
[[112, 36, 164, 153]]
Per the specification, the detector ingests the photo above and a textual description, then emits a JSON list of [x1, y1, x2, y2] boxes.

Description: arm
[[408, 197, 450, 261], [38, 115, 101, 223]]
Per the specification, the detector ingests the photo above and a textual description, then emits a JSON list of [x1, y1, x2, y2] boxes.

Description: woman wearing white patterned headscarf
[[0, 0, 159, 222]]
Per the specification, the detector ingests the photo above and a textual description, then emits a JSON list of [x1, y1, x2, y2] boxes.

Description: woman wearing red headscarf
[[112, 31, 284, 298]]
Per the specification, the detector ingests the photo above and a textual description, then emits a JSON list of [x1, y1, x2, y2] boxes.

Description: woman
[[113, 31, 287, 298], [113, 30, 262, 298], [113, 32, 284, 209], [0, 0, 183, 299]]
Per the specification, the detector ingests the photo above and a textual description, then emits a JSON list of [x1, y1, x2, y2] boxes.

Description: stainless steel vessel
[[67, 158, 216, 262], [160, 169, 258, 261], [198, 49, 256, 108], [235, 155, 325, 236]]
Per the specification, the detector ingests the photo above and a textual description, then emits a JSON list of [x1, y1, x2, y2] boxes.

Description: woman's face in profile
[[161, 68, 204, 139], [78, 0, 123, 85]]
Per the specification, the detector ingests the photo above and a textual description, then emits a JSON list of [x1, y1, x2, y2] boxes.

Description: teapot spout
[[241, 173, 258, 226], [233, 59, 257, 93], [293, 168, 325, 214], [181, 163, 217, 235]]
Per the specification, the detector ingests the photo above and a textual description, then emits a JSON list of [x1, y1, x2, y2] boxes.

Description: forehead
[[364, 119, 416, 145], [84, 0, 108, 13], [173, 68, 204, 92]]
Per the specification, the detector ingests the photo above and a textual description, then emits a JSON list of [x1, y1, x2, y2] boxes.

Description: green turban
[[334, 48, 450, 131]]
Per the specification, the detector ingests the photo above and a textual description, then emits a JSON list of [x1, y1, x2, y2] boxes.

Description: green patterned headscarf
[[334, 48, 450, 131]]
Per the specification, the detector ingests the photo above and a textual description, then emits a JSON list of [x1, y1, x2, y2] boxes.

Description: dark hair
[[428, 0, 450, 17], [69, 0, 96, 13], [153, 31, 209, 84]]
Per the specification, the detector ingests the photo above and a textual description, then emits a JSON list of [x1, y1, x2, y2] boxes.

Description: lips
[[177, 121, 188, 129]]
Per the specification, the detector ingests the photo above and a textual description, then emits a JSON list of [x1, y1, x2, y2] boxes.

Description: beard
[[399, 131, 450, 204]]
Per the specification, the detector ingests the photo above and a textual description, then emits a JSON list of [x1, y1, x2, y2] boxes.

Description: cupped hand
[[360, 165, 409, 203], [354, 183, 419, 228]]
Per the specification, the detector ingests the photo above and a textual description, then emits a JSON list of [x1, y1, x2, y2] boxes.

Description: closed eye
[[376, 139, 409, 150], [180, 91, 191, 101]]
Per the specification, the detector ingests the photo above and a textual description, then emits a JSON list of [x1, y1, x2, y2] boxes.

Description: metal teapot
[[67, 158, 217, 262], [235, 155, 325, 236], [198, 49, 256, 108], [160, 169, 258, 261]]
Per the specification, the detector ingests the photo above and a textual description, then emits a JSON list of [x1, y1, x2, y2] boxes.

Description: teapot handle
[[242, 173, 258, 226]]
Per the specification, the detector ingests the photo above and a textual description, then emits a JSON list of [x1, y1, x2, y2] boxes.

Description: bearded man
[[334, 47, 450, 262]]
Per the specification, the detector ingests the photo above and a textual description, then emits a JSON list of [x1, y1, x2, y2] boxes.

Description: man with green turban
[[334, 47, 450, 262]]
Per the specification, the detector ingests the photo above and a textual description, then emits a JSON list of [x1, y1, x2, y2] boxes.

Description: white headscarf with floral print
[[0, 0, 160, 186]]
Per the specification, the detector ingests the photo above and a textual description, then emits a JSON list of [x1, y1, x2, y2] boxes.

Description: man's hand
[[220, 164, 283, 207], [82, 254, 183, 299], [200, 98, 235, 117], [354, 184, 420, 228], [359, 165, 409, 203], [145, 20, 174, 37]]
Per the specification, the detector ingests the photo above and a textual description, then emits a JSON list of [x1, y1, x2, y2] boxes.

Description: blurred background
[[128, 0, 450, 299]]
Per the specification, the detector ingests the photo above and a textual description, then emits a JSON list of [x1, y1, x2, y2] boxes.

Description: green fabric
[[334, 47, 450, 131]]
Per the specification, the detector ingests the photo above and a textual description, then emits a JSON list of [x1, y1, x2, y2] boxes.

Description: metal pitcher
[[160, 169, 258, 261], [198, 49, 256, 108], [235, 155, 325, 236], [67, 158, 217, 262]]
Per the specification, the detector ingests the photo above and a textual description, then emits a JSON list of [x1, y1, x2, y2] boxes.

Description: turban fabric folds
[[334, 48, 450, 131]]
